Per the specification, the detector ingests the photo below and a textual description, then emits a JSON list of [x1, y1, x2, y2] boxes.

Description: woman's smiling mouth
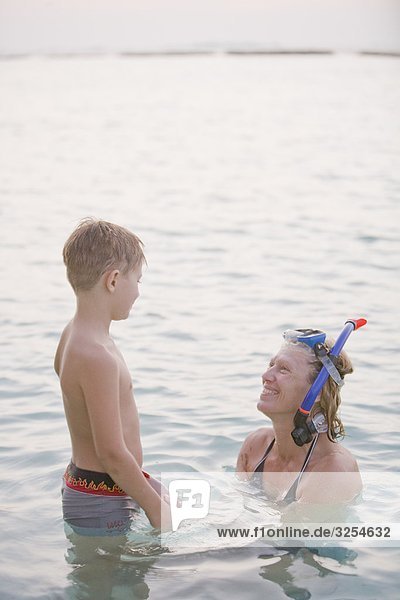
[[260, 385, 279, 398]]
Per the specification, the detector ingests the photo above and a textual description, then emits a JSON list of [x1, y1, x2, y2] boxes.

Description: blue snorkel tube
[[291, 318, 367, 447]]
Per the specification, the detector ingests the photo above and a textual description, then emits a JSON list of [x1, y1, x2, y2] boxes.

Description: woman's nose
[[262, 367, 274, 382]]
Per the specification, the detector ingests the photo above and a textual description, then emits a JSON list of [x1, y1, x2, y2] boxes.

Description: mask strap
[[314, 343, 344, 387]]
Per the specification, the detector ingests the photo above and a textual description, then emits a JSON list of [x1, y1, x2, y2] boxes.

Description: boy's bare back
[[55, 318, 143, 473]]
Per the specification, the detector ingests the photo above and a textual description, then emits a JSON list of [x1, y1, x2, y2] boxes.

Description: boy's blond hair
[[63, 218, 146, 292]]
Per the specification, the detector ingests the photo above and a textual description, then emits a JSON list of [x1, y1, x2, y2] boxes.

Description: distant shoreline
[[1, 49, 399, 60], [358, 51, 400, 58]]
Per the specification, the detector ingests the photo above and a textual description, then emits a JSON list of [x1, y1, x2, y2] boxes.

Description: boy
[[55, 218, 170, 535]]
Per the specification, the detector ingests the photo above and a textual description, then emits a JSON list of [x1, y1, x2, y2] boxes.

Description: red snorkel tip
[[346, 318, 367, 330]]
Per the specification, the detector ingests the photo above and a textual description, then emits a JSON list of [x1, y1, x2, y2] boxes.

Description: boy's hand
[[160, 499, 172, 531], [148, 498, 172, 531], [147, 474, 170, 505]]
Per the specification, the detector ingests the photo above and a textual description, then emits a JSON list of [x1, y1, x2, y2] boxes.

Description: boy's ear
[[105, 269, 120, 293]]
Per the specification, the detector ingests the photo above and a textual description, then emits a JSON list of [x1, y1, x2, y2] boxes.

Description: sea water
[[0, 53, 399, 599]]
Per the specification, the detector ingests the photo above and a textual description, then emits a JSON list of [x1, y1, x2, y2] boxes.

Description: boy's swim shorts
[[62, 462, 140, 536]]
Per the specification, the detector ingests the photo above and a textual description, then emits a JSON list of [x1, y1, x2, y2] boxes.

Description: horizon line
[[1, 48, 399, 59]]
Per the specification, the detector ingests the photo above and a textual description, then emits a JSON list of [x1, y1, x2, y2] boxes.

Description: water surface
[[0, 54, 399, 599]]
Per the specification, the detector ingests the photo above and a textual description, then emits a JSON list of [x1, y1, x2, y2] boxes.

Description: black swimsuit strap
[[298, 433, 319, 477], [283, 434, 319, 502], [253, 438, 275, 473], [252, 434, 320, 503]]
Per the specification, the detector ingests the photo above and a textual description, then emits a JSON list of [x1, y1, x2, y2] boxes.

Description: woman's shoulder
[[299, 441, 362, 503], [236, 427, 274, 473], [244, 426, 274, 450], [310, 437, 360, 473]]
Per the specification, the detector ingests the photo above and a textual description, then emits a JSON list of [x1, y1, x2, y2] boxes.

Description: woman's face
[[257, 345, 315, 417]]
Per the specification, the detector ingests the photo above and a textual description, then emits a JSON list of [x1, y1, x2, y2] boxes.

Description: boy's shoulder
[[55, 321, 117, 376]]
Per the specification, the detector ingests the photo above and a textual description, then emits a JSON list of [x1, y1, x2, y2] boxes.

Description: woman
[[236, 328, 362, 504]]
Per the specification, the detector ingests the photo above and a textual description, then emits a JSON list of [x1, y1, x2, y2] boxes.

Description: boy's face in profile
[[111, 263, 143, 321]]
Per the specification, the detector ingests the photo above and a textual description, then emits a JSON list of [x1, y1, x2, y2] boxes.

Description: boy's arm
[[79, 347, 170, 529]]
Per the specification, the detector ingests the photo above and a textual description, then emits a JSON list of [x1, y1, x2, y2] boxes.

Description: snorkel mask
[[285, 319, 367, 447]]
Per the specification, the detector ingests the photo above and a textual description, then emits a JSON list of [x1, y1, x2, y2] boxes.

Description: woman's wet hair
[[306, 338, 353, 441]]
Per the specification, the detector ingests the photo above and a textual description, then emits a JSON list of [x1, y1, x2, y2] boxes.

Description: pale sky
[[0, 0, 399, 54]]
